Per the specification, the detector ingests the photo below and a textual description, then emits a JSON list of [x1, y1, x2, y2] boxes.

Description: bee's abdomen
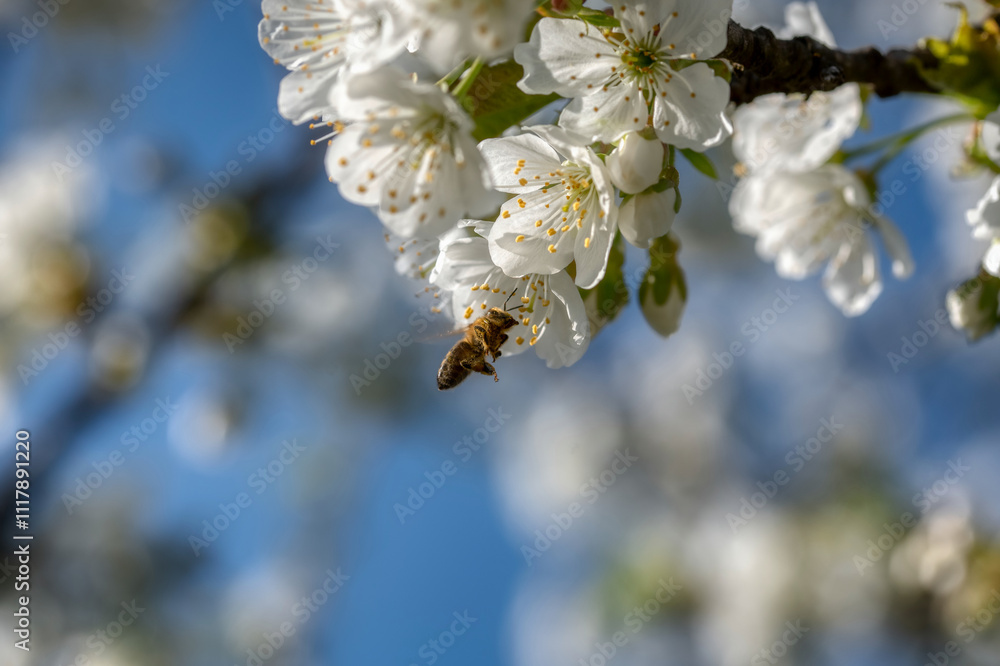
[[437, 346, 472, 390]]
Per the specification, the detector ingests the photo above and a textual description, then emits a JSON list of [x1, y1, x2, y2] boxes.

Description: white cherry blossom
[[259, 0, 411, 123], [730, 164, 913, 316], [429, 224, 590, 368], [514, 0, 734, 149], [323, 67, 493, 239], [480, 126, 620, 289], [403, 0, 537, 71]]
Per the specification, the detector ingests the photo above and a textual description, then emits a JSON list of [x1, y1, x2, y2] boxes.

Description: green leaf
[[679, 148, 718, 180], [578, 233, 629, 338], [467, 60, 560, 141], [639, 233, 687, 337]]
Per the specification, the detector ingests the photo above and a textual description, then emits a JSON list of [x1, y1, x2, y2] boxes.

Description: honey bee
[[437, 305, 519, 391]]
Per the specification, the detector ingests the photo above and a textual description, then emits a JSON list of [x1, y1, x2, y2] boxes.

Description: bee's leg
[[491, 334, 509, 361], [462, 357, 498, 382]]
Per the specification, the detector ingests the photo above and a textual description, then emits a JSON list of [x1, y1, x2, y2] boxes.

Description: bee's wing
[[417, 325, 470, 344]]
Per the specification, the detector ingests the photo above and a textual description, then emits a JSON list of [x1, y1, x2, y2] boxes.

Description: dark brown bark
[[719, 19, 940, 105]]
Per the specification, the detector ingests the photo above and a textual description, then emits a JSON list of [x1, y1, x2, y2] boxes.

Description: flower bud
[[639, 234, 686, 337], [947, 273, 1000, 341], [606, 132, 664, 194], [618, 188, 676, 249]]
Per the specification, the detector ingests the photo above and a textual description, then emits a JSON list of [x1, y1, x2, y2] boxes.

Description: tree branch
[[719, 19, 940, 105]]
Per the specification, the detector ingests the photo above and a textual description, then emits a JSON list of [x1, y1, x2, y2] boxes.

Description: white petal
[[822, 237, 883, 316], [656, 0, 733, 59], [968, 176, 1000, 240], [777, 2, 837, 47], [875, 217, 915, 279], [652, 62, 733, 150], [514, 18, 619, 96], [572, 212, 617, 289], [478, 134, 563, 194], [606, 132, 665, 194], [619, 189, 677, 248], [489, 191, 576, 277], [985, 241, 1000, 277], [275, 69, 344, 125], [559, 89, 648, 144], [731, 85, 862, 173], [324, 124, 387, 206], [531, 270, 590, 368], [431, 235, 493, 293]]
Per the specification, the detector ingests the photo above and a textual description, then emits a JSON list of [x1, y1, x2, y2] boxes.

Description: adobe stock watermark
[[725, 416, 843, 533], [866, 125, 965, 220], [751, 620, 810, 665], [853, 458, 970, 575], [681, 288, 800, 404], [521, 449, 639, 566], [886, 308, 951, 372], [409, 610, 477, 666], [61, 397, 179, 514], [577, 578, 682, 666], [349, 304, 438, 395], [222, 235, 339, 352], [393, 407, 511, 524], [50, 66, 170, 181], [62, 600, 145, 665], [188, 439, 307, 556], [238, 567, 350, 666], [17, 267, 136, 385], [877, 0, 934, 40], [180, 108, 290, 223], [7, 0, 73, 54], [923, 589, 1000, 666]]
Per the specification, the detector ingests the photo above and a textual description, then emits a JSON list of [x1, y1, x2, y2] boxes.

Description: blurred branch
[[1, 146, 325, 540], [721, 19, 940, 104]]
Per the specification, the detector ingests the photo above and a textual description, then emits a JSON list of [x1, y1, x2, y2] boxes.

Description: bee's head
[[486, 308, 518, 329]]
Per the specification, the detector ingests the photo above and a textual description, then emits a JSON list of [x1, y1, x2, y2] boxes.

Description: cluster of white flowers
[[729, 2, 913, 317], [259, 0, 736, 370], [261, 0, 986, 375]]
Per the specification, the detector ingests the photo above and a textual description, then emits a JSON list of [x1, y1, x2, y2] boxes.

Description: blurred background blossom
[[0, 1, 999, 665]]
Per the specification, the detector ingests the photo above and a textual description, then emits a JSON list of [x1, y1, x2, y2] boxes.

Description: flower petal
[[478, 134, 563, 194], [822, 236, 883, 317], [777, 1, 837, 47], [489, 190, 577, 277], [531, 270, 590, 368], [559, 83, 648, 143], [618, 188, 677, 248], [514, 18, 619, 97], [874, 216, 915, 279], [652, 62, 732, 150], [985, 241, 1000, 277], [968, 176, 1000, 240], [656, 0, 733, 59]]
